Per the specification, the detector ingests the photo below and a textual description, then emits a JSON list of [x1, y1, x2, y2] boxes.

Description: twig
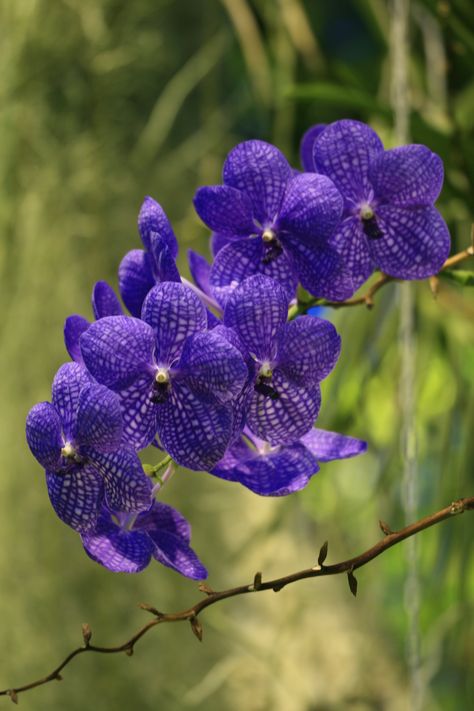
[[289, 242, 474, 318], [1, 496, 472, 703]]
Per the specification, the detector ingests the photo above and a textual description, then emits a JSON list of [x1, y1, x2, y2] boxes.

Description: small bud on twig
[[198, 583, 215, 596], [347, 570, 358, 597], [253, 572, 262, 590], [138, 602, 163, 617], [318, 541, 329, 566], [81, 623, 92, 646], [190, 616, 203, 642], [429, 275, 440, 297], [125, 647, 134, 657], [8, 690, 18, 704], [378, 520, 392, 536]]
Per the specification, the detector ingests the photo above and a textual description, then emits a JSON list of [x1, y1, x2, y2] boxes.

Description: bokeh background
[[0, 1, 473, 709]]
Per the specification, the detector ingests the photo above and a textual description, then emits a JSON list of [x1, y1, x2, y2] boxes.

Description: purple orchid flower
[[299, 123, 326, 172], [311, 119, 450, 288], [211, 427, 367, 496], [80, 281, 248, 470], [64, 281, 124, 363], [193, 140, 354, 306], [118, 196, 181, 317], [223, 275, 341, 445], [26, 363, 152, 533], [81, 501, 207, 578]]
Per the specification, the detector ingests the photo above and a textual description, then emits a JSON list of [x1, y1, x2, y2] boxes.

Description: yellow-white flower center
[[61, 442, 76, 459], [155, 368, 170, 384], [258, 361, 273, 379], [262, 228, 276, 243], [359, 203, 374, 221]]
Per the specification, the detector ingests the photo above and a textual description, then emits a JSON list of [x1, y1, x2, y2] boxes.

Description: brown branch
[[1, 496, 473, 703], [289, 240, 474, 318]]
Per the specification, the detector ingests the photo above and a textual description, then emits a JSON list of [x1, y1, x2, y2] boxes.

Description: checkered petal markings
[[81, 510, 153, 573], [177, 329, 248, 403], [87, 447, 152, 514], [224, 275, 288, 361], [149, 234, 181, 283], [329, 216, 374, 291], [193, 184, 256, 238], [247, 371, 322, 446], [52, 362, 92, 440], [369, 144, 444, 208], [138, 196, 178, 258], [64, 315, 90, 363], [212, 440, 319, 496], [46, 465, 104, 533], [223, 140, 292, 225], [141, 282, 207, 365], [282, 230, 355, 301], [155, 382, 233, 471], [211, 325, 256, 441], [26, 402, 63, 469], [209, 236, 298, 308], [72, 383, 123, 453], [148, 529, 207, 580], [278, 173, 343, 242], [313, 119, 384, 204], [277, 316, 341, 387], [135, 501, 191, 543], [301, 428, 367, 462], [117, 374, 157, 451], [118, 249, 155, 318], [92, 281, 123, 319], [370, 205, 450, 280], [80, 316, 156, 390]]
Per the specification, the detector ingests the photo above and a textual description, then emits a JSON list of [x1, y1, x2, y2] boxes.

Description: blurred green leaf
[[440, 269, 474, 286], [285, 81, 391, 116]]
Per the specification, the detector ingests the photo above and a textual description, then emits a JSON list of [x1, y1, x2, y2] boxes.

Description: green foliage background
[[0, 1, 472, 709]]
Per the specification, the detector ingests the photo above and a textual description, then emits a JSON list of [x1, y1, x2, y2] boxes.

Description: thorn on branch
[[198, 583, 215, 596], [190, 616, 203, 642], [429, 276, 440, 297], [347, 569, 358, 597], [378, 520, 392, 536], [138, 602, 163, 617], [81, 623, 92, 647], [7, 690, 18, 704], [317, 541, 329, 567]]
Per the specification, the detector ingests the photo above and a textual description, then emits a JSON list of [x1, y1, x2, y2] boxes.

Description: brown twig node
[[198, 583, 215, 596], [138, 603, 163, 617]]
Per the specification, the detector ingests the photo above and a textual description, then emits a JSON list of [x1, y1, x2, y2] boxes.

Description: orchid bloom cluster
[[26, 119, 450, 578]]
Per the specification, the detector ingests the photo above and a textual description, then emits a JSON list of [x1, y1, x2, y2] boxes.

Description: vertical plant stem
[[391, 1, 423, 708]]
